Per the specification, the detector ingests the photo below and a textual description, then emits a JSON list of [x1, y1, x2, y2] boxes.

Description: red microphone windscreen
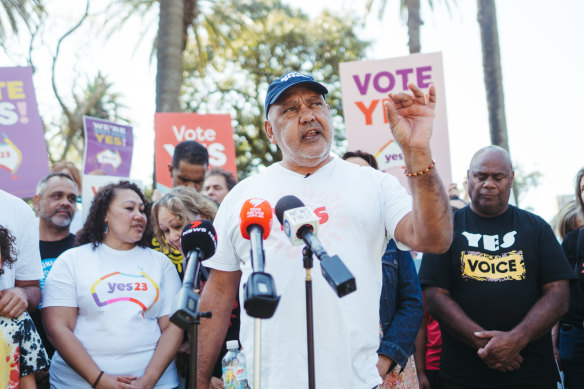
[[240, 199, 273, 240]]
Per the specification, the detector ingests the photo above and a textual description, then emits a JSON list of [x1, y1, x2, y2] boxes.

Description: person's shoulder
[[563, 228, 581, 247], [0, 189, 31, 209], [217, 165, 279, 206], [451, 204, 470, 222], [58, 243, 90, 258], [511, 205, 550, 227], [137, 246, 174, 264], [0, 189, 35, 219], [335, 157, 377, 174]]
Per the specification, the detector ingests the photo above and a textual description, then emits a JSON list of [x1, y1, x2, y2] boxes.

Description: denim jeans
[[559, 324, 584, 389]]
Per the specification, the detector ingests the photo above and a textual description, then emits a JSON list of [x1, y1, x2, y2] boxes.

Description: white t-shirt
[[42, 243, 181, 388], [0, 189, 43, 290], [206, 158, 412, 389]]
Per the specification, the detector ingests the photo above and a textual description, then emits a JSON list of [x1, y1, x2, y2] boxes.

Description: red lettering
[[314, 206, 328, 225], [355, 100, 379, 125]]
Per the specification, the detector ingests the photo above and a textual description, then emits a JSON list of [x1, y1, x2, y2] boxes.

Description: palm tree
[[365, 0, 453, 54], [156, 0, 184, 113], [0, 0, 43, 40], [477, 0, 509, 152]]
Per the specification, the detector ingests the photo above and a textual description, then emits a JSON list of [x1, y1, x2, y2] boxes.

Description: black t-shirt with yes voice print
[[419, 205, 574, 388]]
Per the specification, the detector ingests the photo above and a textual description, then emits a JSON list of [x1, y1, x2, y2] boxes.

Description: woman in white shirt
[[43, 181, 183, 389]]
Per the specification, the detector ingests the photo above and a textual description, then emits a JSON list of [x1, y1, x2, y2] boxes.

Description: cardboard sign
[[340, 52, 452, 189], [83, 116, 133, 177], [0, 66, 49, 197], [154, 113, 236, 193]]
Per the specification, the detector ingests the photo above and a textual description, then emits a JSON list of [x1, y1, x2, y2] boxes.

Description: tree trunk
[[477, 0, 509, 152], [406, 0, 422, 53], [156, 0, 184, 113], [478, 0, 519, 203], [155, 0, 184, 184]]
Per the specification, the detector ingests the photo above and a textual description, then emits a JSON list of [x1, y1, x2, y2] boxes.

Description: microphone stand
[[302, 246, 316, 389], [182, 255, 212, 389]]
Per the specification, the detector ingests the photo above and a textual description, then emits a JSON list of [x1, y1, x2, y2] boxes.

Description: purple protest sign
[[0, 66, 49, 198], [83, 116, 133, 177]]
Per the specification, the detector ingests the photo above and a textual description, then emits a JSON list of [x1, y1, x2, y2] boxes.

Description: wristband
[[404, 160, 435, 177], [92, 370, 104, 388]]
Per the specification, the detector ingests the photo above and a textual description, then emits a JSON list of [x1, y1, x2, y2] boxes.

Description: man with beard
[[32, 172, 78, 387], [196, 71, 452, 388]]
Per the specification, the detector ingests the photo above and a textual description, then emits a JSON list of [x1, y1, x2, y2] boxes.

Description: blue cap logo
[[264, 72, 328, 118]]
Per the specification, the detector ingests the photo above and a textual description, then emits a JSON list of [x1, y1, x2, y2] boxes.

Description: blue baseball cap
[[264, 72, 328, 118]]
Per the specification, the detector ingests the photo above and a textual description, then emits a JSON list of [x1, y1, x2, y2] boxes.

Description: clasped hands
[[474, 330, 526, 373]]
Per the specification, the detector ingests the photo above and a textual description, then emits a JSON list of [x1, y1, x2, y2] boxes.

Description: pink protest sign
[[83, 116, 133, 177], [0, 66, 49, 198], [340, 52, 452, 189]]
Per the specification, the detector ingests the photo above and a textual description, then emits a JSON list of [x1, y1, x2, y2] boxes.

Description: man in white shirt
[[196, 71, 453, 389], [0, 189, 43, 318]]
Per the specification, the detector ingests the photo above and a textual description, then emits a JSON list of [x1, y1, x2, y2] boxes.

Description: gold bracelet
[[404, 160, 436, 177]]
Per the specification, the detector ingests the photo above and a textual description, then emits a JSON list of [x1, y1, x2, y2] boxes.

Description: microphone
[[240, 199, 280, 318], [275, 195, 357, 297], [170, 220, 217, 328]]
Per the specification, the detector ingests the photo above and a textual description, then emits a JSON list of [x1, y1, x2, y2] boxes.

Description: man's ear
[[168, 163, 174, 178], [264, 120, 277, 145], [33, 195, 41, 213]]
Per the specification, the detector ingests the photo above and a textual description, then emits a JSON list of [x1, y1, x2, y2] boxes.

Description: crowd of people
[[1, 71, 584, 389]]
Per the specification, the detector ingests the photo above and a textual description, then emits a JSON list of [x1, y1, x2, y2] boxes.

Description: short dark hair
[[341, 150, 378, 170], [206, 168, 237, 191], [36, 172, 78, 196], [172, 141, 209, 168], [0, 225, 16, 276], [575, 167, 584, 215], [75, 181, 151, 249]]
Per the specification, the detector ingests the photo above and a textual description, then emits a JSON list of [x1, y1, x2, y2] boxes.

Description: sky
[[2, 0, 583, 222]]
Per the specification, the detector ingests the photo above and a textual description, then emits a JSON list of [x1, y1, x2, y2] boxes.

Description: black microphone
[[239, 199, 280, 318], [275, 195, 357, 297], [170, 220, 217, 328]]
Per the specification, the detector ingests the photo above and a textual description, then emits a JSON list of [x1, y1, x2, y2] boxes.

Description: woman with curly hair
[[1, 225, 50, 388], [42, 181, 182, 388]]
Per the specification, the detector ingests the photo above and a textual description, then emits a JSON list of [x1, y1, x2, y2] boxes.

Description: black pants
[[426, 369, 443, 389], [442, 379, 556, 389]]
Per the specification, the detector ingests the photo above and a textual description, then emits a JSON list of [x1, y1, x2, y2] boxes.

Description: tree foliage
[[180, 0, 369, 178], [0, 0, 43, 42], [364, 0, 456, 54], [45, 72, 127, 164]]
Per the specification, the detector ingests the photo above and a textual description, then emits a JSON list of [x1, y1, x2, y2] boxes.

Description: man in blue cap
[[197, 71, 453, 389]]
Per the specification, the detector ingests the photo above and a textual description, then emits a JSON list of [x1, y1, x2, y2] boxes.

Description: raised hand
[[384, 83, 436, 154]]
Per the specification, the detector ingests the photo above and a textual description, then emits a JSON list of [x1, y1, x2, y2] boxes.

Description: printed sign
[[154, 113, 237, 193], [340, 52, 452, 189], [83, 116, 133, 177], [0, 66, 49, 197]]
